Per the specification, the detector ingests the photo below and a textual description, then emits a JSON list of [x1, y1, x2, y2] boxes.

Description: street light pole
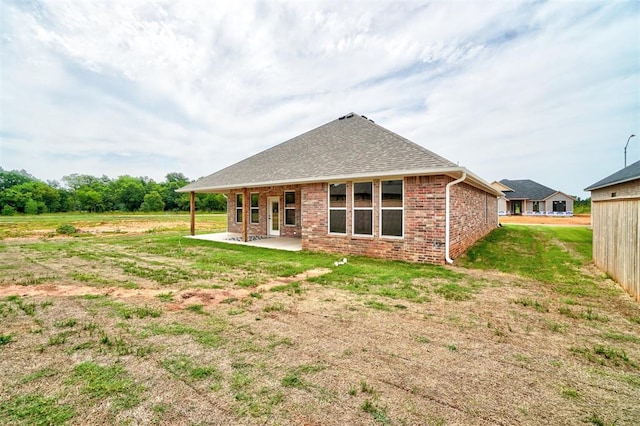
[[625, 134, 636, 168]]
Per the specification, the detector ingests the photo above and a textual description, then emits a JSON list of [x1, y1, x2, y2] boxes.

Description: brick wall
[[300, 175, 496, 264], [448, 181, 498, 259], [226, 185, 302, 238]]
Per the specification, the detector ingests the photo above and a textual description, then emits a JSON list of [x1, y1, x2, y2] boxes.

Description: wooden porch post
[[189, 191, 195, 236], [242, 188, 249, 242]]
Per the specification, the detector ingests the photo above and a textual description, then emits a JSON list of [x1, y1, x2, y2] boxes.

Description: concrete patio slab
[[186, 232, 302, 251]]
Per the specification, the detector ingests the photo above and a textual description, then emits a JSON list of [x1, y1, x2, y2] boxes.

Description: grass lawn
[[0, 217, 638, 425]]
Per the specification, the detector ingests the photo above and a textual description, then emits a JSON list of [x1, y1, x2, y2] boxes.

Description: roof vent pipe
[[445, 171, 467, 264]]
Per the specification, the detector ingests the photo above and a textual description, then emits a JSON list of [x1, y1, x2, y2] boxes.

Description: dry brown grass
[[0, 224, 638, 425]]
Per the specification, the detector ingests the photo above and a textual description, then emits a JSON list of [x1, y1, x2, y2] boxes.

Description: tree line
[[0, 168, 226, 215]]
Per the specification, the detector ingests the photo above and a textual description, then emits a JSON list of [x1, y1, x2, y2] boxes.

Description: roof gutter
[[445, 171, 467, 265]]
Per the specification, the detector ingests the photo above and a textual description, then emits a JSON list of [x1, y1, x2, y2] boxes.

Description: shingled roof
[[499, 179, 558, 200], [179, 113, 500, 195], [584, 160, 640, 191]]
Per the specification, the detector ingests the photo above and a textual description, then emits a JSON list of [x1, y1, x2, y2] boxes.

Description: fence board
[[592, 198, 640, 302]]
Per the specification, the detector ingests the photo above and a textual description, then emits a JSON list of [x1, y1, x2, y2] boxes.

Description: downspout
[[445, 172, 467, 264]]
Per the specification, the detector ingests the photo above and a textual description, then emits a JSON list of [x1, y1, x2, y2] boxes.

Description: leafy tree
[[140, 191, 165, 212], [0, 169, 35, 191], [24, 199, 39, 215], [109, 176, 146, 211], [76, 188, 103, 212], [198, 193, 227, 211]]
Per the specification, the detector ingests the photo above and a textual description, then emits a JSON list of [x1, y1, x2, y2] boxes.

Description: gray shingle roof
[[584, 160, 640, 191], [499, 179, 557, 200], [179, 113, 460, 192]]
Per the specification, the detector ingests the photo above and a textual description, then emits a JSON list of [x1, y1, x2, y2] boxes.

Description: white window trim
[[235, 193, 243, 223], [284, 190, 296, 226], [328, 183, 347, 235], [352, 181, 373, 237], [249, 192, 260, 224], [380, 179, 404, 239]]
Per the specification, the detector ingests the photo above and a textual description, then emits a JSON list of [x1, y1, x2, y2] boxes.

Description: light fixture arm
[[625, 134, 636, 168]]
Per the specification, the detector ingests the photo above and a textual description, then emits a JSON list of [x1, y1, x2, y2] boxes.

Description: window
[[250, 193, 259, 224], [611, 192, 617, 198], [553, 200, 566, 212], [329, 183, 346, 234], [235, 193, 243, 223], [381, 180, 403, 237], [532, 201, 540, 212], [284, 191, 296, 226], [353, 182, 373, 235]]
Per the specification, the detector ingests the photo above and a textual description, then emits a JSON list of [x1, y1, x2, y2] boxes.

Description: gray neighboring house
[[494, 179, 575, 216], [585, 160, 640, 302], [178, 112, 502, 264]]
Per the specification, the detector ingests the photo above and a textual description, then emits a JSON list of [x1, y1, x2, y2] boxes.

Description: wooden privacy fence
[[591, 198, 640, 302]]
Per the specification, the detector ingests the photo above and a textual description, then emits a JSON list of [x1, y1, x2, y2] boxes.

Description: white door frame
[[267, 197, 280, 236]]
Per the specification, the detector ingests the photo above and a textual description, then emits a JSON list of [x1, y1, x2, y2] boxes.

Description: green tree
[[24, 198, 39, 214], [76, 188, 104, 212], [0, 169, 34, 191], [109, 176, 146, 211], [140, 191, 165, 212]]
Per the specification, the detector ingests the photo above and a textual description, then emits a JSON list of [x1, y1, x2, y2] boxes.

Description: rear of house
[[585, 160, 640, 302], [180, 113, 501, 264]]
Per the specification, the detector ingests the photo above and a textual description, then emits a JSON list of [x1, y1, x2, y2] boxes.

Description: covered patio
[[186, 232, 302, 252]]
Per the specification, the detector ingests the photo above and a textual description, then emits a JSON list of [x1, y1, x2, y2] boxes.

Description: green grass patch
[[162, 354, 222, 381], [0, 334, 13, 345], [148, 319, 226, 348], [67, 362, 143, 410], [513, 298, 549, 313], [0, 394, 75, 425], [21, 368, 57, 383], [459, 225, 603, 297]]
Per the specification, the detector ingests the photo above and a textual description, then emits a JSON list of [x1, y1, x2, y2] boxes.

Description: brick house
[[493, 179, 576, 216], [178, 113, 501, 264]]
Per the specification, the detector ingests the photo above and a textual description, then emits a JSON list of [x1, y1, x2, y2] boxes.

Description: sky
[[1, 0, 638, 198]]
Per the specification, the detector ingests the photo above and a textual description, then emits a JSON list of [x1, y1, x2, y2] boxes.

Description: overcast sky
[[1, 0, 638, 197]]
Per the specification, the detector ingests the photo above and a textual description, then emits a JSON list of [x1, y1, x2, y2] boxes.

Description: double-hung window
[[284, 191, 296, 226], [235, 193, 243, 223], [381, 180, 403, 237], [353, 182, 373, 236], [250, 193, 259, 224], [329, 183, 346, 234]]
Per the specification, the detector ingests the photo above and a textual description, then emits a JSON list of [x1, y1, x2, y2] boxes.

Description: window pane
[[354, 210, 372, 235], [251, 209, 259, 224], [285, 191, 295, 207], [553, 201, 566, 212], [285, 208, 295, 225], [236, 208, 243, 223], [382, 180, 403, 208], [329, 183, 346, 208], [353, 182, 372, 208], [382, 210, 402, 237], [236, 194, 243, 208], [251, 193, 259, 208], [329, 210, 346, 233]]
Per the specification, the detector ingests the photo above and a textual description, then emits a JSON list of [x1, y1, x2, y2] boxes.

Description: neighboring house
[[178, 112, 502, 264], [585, 160, 640, 302], [493, 179, 575, 216]]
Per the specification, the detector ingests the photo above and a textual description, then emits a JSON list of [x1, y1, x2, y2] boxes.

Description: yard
[[0, 214, 638, 425]]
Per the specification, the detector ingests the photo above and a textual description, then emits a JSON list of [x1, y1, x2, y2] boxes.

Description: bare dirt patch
[[0, 268, 332, 311], [500, 214, 591, 226]]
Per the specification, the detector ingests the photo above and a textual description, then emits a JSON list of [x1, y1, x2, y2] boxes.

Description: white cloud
[[1, 0, 638, 197]]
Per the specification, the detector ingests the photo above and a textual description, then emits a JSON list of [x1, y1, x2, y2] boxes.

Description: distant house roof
[[179, 113, 501, 195], [499, 179, 570, 201], [584, 160, 640, 191]]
